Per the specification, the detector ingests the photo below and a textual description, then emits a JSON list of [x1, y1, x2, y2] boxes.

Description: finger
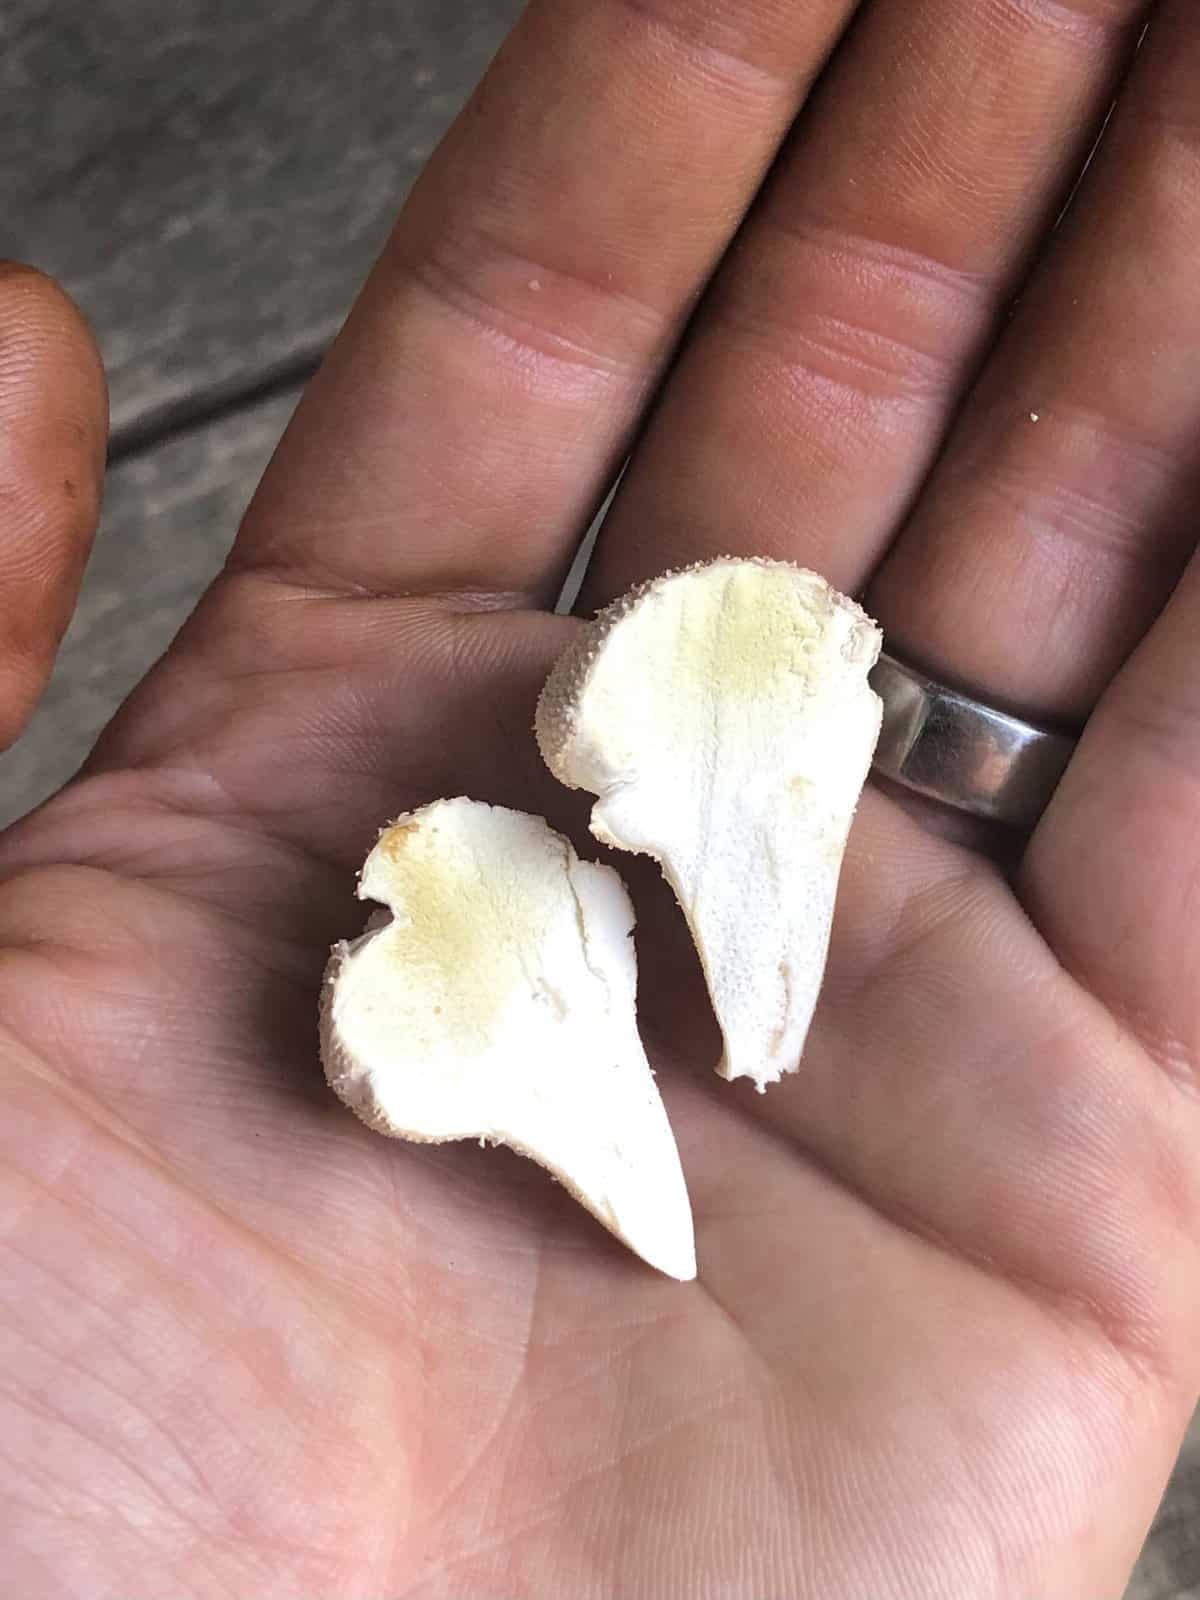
[[0, 265, 107, 752], [227, 0, 864, 606], [868, 0, 1200, 725], [583, 0, 1148, 605], [1021, 545, 1200, 1094]]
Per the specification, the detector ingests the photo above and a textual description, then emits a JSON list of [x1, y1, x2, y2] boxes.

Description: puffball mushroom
[[320, 798, 696, 1281], [537, 559, 883, 1092]]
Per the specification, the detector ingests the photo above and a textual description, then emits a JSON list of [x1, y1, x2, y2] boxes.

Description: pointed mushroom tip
[[661, 1249, 698, 1284], [627, 1218, 698, 1282], [716, 1054, 783, 1095]]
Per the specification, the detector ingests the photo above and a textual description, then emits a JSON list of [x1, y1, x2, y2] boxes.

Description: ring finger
[[867, 0, 1200, 728]]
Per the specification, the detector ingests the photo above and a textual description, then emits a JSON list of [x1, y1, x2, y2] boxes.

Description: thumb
[[0, 263, 108, 752]]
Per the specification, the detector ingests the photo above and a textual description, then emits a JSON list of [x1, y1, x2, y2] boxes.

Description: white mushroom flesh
[[537, 559, 882, 1091], [321, 798, 696, 1280]]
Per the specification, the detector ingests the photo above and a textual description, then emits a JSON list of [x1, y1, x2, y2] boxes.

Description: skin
[[2, 1, 1200, 1593]]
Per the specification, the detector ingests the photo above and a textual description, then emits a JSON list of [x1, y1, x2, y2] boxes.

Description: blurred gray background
[[1, 0, 523, 825], [1, 2, 1196, 1592]]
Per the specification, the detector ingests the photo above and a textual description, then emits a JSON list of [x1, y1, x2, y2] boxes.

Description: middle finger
[[585, 0, 1148, 603]]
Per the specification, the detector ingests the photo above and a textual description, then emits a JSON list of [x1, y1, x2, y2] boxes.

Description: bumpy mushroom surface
[[537, 559, 882, 1091], [321, 798, 696, 1280]]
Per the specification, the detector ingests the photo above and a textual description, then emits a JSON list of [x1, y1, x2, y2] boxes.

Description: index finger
[[227, 0, 865, 607]]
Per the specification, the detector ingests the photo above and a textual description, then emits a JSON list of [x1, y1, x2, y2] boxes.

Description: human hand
[[3, 3, 1199, 1595]]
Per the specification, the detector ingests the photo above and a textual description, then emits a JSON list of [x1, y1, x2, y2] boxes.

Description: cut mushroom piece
[[320, 798, 696, 1281], [537, 559, 883, 1092]]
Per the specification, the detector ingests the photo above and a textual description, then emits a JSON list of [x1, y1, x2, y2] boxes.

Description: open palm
[[5, 4, 1200, 1596]]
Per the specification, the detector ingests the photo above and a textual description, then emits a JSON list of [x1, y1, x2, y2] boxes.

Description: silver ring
[[869, 651, 1077, 828]]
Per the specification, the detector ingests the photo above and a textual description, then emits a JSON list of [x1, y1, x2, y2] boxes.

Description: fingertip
[[0, 262, 109, 751], [0, 260, 109, 482]]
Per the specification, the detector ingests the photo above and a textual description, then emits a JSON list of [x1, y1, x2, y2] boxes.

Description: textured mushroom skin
[[321, 798, 696, 1280], [537, 559, 883, 1091]]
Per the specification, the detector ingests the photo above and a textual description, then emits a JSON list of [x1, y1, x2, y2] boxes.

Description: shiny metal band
[[870, 650, 1076, 827]]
